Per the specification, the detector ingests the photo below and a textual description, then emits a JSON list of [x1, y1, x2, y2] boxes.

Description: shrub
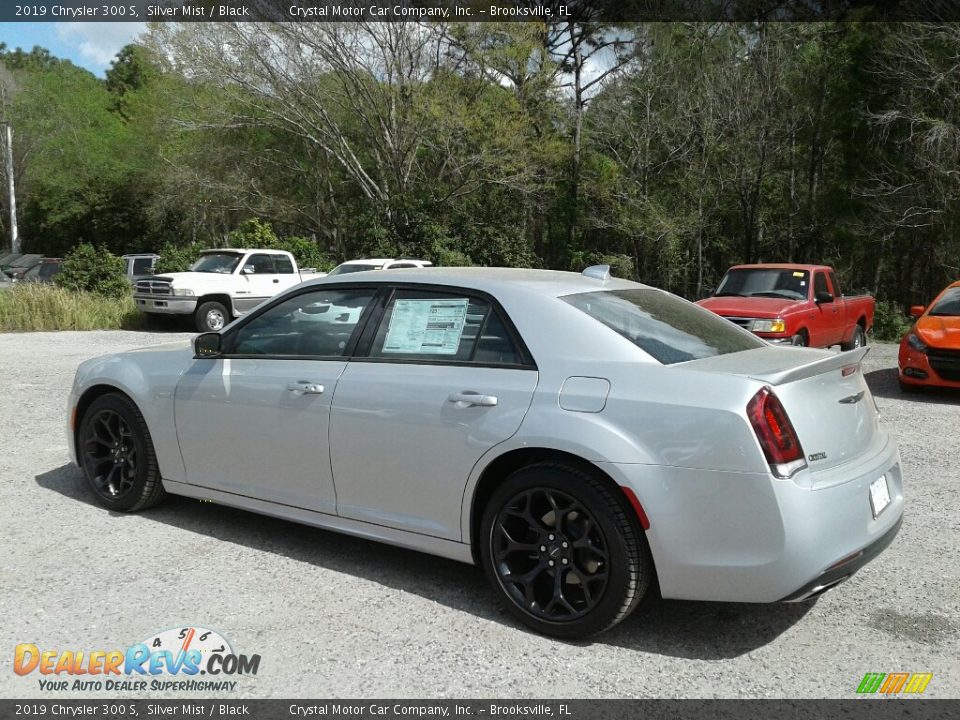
[[153, 242, 205, 274], [0, 284, 143, 331], [154, 220, 335, 274], [872, 300, 913, 342], [230, 219, 335, 271], [55, 243, 129, 298]]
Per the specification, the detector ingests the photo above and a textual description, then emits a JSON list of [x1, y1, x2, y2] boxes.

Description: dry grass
[[0, 283, 144, 331]]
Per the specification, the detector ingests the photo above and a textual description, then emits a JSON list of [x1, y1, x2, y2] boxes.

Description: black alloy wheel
[[79, 393, 166, 512], [480, 463, 653, 639], [491, 487, 610, 622], [83, 408, 138, 500]]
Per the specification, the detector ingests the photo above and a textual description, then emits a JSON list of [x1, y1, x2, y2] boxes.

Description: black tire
[[841, 325, 866, 351], [195, 300, 229, 332], [78, 393, 166, 512], [790, 331, 808, 347], [479, 463, 653, 639]]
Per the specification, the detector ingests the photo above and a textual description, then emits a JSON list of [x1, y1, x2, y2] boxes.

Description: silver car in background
[[67, 267, 903, 638]]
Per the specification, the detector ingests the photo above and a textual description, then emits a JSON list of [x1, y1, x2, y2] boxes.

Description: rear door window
[[367, 290, 525, 366], [563, 288, 764, 365]]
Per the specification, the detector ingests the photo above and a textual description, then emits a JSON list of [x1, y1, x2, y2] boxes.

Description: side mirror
[[697, 287, 715, 300], [194, 332, 222, 358], [242, 264, 255, 275], [909, 305, 925, 318], [815, 290, 834, 304]]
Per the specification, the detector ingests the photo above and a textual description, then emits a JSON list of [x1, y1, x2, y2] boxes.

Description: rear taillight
[[747, 386, 807, 479]]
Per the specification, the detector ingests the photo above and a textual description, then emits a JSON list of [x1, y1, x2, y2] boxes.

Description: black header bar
[[4, 1, 960, 23]]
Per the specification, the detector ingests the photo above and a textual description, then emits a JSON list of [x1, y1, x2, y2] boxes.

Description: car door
[[273, 254, 304, 292], [813, 271, 844, 346], [329, 287, 539, 540], [235, 253, 284, 313], [174, 286, 379, 513]]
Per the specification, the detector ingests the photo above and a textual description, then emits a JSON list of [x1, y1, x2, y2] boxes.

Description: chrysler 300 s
[[67, 267, 903, 638]]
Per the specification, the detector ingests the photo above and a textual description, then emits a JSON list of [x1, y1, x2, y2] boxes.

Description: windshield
[[714, 268, 809, 300], [25, 263, 60, 280], [189, 253, 242, 274], [929, 288, 960, 317], [563, 288, 764, 365], [327, 263, 383, 276]]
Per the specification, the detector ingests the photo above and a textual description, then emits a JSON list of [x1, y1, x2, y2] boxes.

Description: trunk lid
[[687, 346, 879, 475]]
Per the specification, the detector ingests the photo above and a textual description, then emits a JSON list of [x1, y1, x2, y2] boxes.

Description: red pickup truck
[[697, 264, 875, 349]]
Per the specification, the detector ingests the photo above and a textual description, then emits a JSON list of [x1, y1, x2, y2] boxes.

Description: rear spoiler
[[748, 347, 870, 386]]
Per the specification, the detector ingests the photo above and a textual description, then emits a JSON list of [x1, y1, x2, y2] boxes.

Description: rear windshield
[[715, 268, 809, 301], [327, 263, 383, 276], [563, 288, 764, 365]]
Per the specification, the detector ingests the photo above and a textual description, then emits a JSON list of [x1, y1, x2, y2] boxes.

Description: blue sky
[[0, 22, 146, 76]]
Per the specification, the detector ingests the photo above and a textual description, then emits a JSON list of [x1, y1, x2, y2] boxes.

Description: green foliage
[[0, 283, 142, 331], [228, 219, 334, 270], [55, 244, 129, 298], [566, 251, 635, 280], [4, 26, 960, 314], [153, 242, 204, 274], [872, 300, 913, 342]]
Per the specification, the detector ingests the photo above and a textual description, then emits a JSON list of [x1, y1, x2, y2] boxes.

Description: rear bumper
[[779, 515, 902, 601], [599, 432, 903, 602], [134, 295, 197, 315]]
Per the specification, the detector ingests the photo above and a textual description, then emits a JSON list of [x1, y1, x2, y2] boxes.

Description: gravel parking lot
[[1, 330, 958, 699]]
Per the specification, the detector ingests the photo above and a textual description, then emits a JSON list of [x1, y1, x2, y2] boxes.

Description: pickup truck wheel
[[479, 463, 652, 639], [841, 325, 866, 351], [79, 393, 166, 512], [790, 332, 807, 347], [195, 301, 229, 332]]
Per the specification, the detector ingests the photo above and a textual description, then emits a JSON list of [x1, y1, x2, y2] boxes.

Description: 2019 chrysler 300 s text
[[67, 266, 903, 638]]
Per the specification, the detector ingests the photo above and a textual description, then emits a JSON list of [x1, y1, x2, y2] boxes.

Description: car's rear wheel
[[479, 463, 652, 639], [195, 300, 229, 332], [79, 393, 166, 512], [841, 325, 866, 351]]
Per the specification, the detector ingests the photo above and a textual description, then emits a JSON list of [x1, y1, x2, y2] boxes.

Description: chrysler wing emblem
[[838, 391, 866, 404]]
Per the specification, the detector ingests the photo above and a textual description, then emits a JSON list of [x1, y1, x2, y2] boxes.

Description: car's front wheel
[[195, 300, 229, 332], [79, 393, 166, 512], [479, 463, 653, 639]]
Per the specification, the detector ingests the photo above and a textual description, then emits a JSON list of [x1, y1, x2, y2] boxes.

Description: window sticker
[[793, 272, 805, 277], [383, 298, 470, 355]]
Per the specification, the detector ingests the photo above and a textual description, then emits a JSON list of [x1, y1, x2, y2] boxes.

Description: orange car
[[898, 280, 960, 391]]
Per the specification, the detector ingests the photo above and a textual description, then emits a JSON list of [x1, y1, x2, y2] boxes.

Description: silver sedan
[[67, 267, 903, 638]]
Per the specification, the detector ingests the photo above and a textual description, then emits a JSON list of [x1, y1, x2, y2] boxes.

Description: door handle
[[448, 391, 498, 407], [287, 381, 325, 395], [273, 278, 279, 283]]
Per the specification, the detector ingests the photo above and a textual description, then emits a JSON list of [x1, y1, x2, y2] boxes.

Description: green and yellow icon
[[857, 672, 933, 694]]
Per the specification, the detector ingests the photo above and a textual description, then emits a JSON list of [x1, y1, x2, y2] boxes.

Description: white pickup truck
[[134, 248, 320, 331]]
